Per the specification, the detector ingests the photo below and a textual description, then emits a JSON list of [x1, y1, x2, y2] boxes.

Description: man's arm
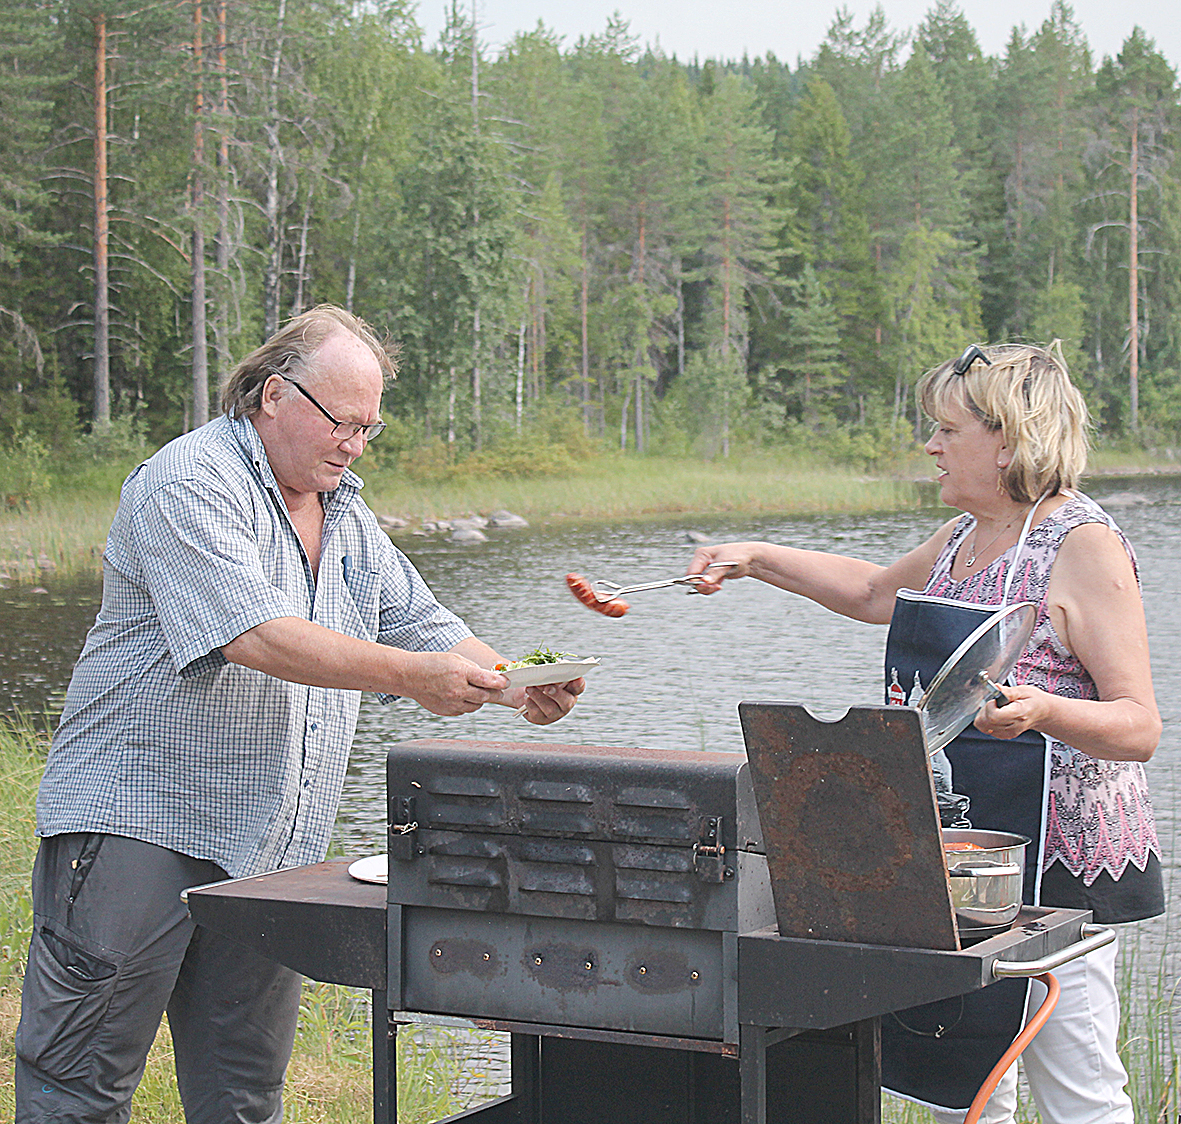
[[222, 617, 507, 716], [223, 621, 583, 723]]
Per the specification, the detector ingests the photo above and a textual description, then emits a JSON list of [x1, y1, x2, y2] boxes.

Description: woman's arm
[[686, 520, 959, 625], [975, 522, 1161, 761]]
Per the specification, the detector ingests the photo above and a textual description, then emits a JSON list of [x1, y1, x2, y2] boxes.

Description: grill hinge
[[692, 815, 729, 883], [389, 796, 418, 861]]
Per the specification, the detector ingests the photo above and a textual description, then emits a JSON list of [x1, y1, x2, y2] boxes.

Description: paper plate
[[347, 854, 388, 885], [502, 657, 601, 688]]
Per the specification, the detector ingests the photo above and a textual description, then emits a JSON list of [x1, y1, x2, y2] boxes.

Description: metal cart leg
[[373, 992, 396, 1124]]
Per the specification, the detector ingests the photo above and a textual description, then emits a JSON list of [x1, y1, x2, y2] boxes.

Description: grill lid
[[385, 739, 772, 931]]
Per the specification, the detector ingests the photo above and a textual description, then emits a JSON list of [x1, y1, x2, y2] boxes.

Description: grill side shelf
[[736, 906, 1091, 1031], [184, 860, 386, 990]]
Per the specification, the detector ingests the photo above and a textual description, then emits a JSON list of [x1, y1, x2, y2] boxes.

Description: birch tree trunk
[[262, 0, 287, 338], [213, 0, 231, 376]]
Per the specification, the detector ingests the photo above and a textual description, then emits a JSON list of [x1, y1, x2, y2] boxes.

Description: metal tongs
[[590, 561, 736, 602]]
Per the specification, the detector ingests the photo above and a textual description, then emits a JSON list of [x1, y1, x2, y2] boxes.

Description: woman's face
[[924, 399, 1010, 512]]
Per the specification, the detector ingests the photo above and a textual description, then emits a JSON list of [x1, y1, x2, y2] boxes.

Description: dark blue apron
[[879, 587, 1051, 1113]]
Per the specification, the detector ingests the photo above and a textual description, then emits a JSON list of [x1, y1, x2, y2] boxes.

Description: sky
[[415, 0, 1180, 73]]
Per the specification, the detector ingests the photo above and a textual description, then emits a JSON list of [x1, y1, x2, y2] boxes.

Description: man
[[15, 305, 584, 1123]]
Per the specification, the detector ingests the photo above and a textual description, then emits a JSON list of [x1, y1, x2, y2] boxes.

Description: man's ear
[[259, 374, 284, 419]]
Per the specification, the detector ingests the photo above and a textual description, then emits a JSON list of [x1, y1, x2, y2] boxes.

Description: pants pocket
[[16, 925, 120, 1082]]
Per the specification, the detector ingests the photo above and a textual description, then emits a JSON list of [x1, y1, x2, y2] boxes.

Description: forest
[[1, 0, 1179, 474]]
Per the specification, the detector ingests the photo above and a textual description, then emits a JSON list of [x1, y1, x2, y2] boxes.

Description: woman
[[688, 342, 1162, 1124]]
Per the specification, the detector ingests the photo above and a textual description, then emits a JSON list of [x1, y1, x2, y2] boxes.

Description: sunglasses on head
[[952, 344, 992, 376]]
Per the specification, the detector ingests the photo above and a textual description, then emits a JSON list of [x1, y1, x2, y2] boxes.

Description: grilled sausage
[[566, 572, 629, 617]]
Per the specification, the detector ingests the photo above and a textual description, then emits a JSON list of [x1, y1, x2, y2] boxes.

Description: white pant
[[932, 936, 1131, 1124]]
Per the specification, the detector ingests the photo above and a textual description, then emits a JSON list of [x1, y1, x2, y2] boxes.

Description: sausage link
[[566, 572, 629, 617]]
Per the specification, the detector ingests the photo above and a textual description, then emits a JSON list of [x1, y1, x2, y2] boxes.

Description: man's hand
[[401, 650, 509, 716], [507, 677, 586, 724]]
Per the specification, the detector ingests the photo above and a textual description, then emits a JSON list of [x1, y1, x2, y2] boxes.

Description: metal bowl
[[942, 829, 1029, 941]]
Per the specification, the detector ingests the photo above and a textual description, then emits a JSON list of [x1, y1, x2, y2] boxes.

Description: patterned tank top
[[925, 491, 1160, 885]]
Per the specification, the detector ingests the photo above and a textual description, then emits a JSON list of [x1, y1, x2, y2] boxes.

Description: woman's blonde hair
[[220, 305, 399, 418], [917, 341, 1090, 503]]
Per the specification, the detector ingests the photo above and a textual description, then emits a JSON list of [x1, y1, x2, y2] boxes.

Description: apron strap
[[1001, 490, 1052, 607]]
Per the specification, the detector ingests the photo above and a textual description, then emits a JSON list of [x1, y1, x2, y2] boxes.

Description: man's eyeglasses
[[952, 344, 992, 376], [281, 376, 386, 441]]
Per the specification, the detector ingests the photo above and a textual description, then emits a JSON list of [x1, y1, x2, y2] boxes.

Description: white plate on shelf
[[502, 657, 601, 688], [347, 854, 388, 885]]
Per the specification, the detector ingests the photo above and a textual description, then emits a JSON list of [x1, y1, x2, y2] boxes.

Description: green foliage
[[0, 433, 51, 508], [1, 0, 1179, 455], [398, 435, 579, 483]]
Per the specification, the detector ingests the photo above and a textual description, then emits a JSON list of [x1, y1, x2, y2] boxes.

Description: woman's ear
[[996, 444, 1013, 470]]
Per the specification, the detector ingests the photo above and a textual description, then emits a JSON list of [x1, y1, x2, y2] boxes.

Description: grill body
[[185, 708, 1097, 1124]]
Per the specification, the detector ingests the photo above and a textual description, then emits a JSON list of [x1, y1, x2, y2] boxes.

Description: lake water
[[3, 474, 1179, 1074]]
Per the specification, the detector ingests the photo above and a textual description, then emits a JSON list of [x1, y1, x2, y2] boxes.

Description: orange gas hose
[[963, 971, 1060, 1124]]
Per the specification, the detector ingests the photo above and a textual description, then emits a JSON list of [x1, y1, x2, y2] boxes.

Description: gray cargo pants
[[15, 833, 303, 1124]]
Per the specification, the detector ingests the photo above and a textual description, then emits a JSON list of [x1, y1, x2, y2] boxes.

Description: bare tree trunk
[[516, 317, 525, 433], [580, 224, 591, 433], [634, 208, 646, 454], [619, 380, 630, 451], [92, 12, 111, 426], [191, 0, 209, 429], [1128, 105, 1140, 432], [676, 271, 685, 378], [345, 152, 367, 313], [468, 2, 483, 450], [448, 366, 456, 447], [262, 0, 287, 338], [721, 194, 733, 458], [213, 0, 231, 376], [291, 183, 314, 316]]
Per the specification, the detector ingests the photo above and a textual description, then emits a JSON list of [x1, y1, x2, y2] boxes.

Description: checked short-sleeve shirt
[[36, 414, 472, 877]]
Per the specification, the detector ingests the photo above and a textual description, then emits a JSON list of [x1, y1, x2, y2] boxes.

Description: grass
[[361, 450, 930, 524]]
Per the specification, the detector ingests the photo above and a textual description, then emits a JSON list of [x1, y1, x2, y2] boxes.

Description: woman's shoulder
[[1044, 491, 1138, 576], [1037, 491, 1125, 540]]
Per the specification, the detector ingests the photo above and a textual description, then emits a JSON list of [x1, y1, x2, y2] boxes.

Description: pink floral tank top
[[925, 492, 1160, 885]]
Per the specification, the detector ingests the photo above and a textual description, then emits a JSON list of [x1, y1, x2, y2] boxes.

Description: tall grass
[[1, 440, 1173, 585], [0, 452, 930, 584]]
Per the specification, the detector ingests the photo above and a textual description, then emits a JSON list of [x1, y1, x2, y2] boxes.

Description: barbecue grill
[[186, 703, 1106, 1124]]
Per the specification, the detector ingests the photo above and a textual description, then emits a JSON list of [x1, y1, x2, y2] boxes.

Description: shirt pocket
[[16, 925, 121, 1082], [338, 563, 381, 640]]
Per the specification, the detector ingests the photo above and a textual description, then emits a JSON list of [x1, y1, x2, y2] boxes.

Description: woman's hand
[[973, 684, 1052, 740], [685, 544, 756, 593]]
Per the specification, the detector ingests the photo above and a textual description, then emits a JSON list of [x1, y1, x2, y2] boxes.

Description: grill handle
[[991, 923, 1115, 979]]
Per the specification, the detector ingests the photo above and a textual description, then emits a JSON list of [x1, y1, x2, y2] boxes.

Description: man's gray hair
[[220, 305, 399, 418]]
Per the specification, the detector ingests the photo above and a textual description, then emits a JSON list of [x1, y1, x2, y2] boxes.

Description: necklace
[[964, 508, 1026, 568]]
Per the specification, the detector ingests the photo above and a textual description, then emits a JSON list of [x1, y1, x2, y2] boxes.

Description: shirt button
[[310, 722, 318, 731]]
